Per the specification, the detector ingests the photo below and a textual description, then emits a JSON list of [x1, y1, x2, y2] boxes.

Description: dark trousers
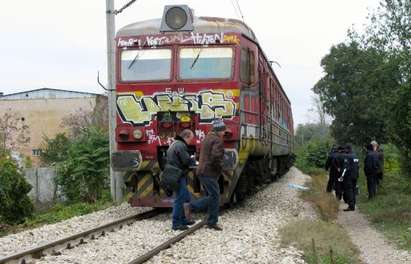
[[326, 170, 336, 192], [366, 173, 377, 199], [343, 178, 356, 209], [190, 176, 220, 226], [172, 177, 191, 228], [335, 180, 344, 200]]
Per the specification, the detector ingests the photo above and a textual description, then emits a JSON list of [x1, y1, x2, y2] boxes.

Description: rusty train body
[[112, 6, 294, 207]]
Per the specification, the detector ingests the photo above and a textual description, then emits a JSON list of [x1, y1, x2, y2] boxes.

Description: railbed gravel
[[0, 202, 145, 258], [34, 167, 312, 264]]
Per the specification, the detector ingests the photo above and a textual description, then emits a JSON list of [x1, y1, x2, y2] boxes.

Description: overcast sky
[[0, 0, 379, 125]]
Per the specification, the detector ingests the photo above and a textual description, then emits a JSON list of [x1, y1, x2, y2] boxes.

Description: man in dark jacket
[[325, 146, 337, 192], [185, 119, 226, 231], [364, 142, 380, 199], [334, 146, 345, 200], [342, 144, 359, 211], [167, 129, 195, 230]]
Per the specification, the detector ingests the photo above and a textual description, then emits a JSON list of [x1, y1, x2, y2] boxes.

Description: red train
[[112, 5, 294, 207]]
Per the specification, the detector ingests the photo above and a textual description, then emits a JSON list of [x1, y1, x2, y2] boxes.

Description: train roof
[[117, 16, 257, 40]]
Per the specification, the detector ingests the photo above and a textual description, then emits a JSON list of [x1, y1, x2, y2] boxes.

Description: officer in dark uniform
[[334, 146, 345, 200], [364, 142, 380, 199], [342, 144, 359, 211], [325, 146, 337, 192]]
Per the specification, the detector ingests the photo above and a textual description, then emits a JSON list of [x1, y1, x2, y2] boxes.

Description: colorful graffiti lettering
[[117, 90, 237, 125], [118, 32, 240, 47]]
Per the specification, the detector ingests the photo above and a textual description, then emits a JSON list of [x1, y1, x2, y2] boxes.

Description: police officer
[[364, 142, 380, 199], [342, 144, 359, 211], [325, 146, 337, 192], [334, 146, 345, 200]]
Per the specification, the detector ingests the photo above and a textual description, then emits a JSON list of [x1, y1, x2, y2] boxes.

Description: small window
[[121, 49, 172, 81], [240, 48, 256, 85], [32, 149, 42, 156]]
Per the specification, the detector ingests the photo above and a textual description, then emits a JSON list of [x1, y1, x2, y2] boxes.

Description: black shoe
[[172, 225, 188, 231], [207, 224, 223, 231], [343, 207, 355, 211], [183, 220, 195, 226]]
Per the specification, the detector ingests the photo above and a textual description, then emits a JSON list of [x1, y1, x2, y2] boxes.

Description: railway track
[[128, 220, 206, 264], [0, 209, 162, 264]]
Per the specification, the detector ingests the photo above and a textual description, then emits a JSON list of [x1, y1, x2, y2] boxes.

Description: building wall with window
[[0, 88, 107, 166]]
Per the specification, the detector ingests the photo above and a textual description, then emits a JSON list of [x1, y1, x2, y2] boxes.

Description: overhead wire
[[234, 0, 245, 22], [230, 0, 242, 20], [113, 0, 139, 15]]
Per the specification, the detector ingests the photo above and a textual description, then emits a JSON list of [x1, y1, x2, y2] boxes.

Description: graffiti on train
[[116, 90, 237, 125]]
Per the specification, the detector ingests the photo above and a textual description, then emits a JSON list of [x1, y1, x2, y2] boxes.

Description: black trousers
[[326, 171, 335, 192], [343, 178, 356, 209], [366, 173, 377, 199], [335, 180, 344, 200]]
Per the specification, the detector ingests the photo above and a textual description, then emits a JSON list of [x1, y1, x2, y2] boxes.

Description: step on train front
[[111, 5, 295, 208]]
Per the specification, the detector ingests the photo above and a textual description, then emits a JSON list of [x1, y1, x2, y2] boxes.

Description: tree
[[0, 153, 33, 224], [56, 127, 109, 202], [0, 111, 30, 155], [40, 133, 70, 165], [312, 42, 398, 145]]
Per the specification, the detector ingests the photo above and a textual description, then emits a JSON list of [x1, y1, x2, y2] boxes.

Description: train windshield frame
[[178, 47, 234, 80], [120, 48, 172, 82]]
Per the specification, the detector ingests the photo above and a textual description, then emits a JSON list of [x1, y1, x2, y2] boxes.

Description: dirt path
[[337, 203, 411, 264]]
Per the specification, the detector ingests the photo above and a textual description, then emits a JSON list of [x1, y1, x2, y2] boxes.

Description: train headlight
[[133, 129, 143, 140], [166, 7, 187, 30], [160, 5, 194, 32]]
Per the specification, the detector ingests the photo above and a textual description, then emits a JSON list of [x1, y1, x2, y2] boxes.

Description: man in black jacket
[[364, 142, 380, 199], [325, 146, 337, 192], [342, 144, 359, 211], [167, 129, 195, 230]]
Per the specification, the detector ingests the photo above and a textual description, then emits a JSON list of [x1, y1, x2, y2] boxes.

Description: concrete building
[[0, 88, 107, 166]]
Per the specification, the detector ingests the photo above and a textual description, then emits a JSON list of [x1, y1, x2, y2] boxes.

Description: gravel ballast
[[0, 203, 145, 258], [37, 167, 311, 264], [2, 167, 312, 263]]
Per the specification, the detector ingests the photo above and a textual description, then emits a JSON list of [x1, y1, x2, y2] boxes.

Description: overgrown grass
[[357, 170, 411, 251], [301, 172, 340, 221], [280, 220, 359, 264], [0, 192, 113, 237]]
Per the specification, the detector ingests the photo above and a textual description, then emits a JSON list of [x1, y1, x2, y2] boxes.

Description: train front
[[112, 6, 243, 207]]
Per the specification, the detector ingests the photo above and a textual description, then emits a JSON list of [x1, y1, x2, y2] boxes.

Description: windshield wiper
[[128, 52, 140, 69], [190, 48, 203, 69]]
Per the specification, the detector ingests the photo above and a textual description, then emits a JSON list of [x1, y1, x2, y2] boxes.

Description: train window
[[240, 48, 256, 85], [179, 47, 233, 80], [120, 49, 172, 81]]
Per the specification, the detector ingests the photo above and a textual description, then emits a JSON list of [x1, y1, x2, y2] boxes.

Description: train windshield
[[120, 49, 172, 81], [179, 47, 233, 80]]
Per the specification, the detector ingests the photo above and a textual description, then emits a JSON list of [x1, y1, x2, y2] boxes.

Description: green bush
[[0, 155, 33, 224], [56, 127, 109, 203], [296, 139, 333, 172]]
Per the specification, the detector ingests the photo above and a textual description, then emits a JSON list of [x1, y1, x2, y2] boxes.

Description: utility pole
[[106, 0, 123, 202]]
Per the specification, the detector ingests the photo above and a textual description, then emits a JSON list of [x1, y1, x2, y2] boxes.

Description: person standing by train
[[184, 119, 226, 231], [166, 129, 196, 231], [342, 144, 359, 211], [325, 146, 337, 192], [364, 141, 380, 199]]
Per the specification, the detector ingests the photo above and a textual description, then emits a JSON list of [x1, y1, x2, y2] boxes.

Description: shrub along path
[[337, 203, 411, 264]]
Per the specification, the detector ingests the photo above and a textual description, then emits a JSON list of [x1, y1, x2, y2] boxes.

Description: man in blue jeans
[[185, 119, 226, 231], [166, 129, 195, 230]]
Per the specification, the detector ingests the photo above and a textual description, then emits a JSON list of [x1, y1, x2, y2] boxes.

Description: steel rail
[[128, 220, 206, 264], [0, 209, 161, 264]]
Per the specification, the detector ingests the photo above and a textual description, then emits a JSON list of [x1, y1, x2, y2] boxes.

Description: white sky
[[0, 0, 379, 125]]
